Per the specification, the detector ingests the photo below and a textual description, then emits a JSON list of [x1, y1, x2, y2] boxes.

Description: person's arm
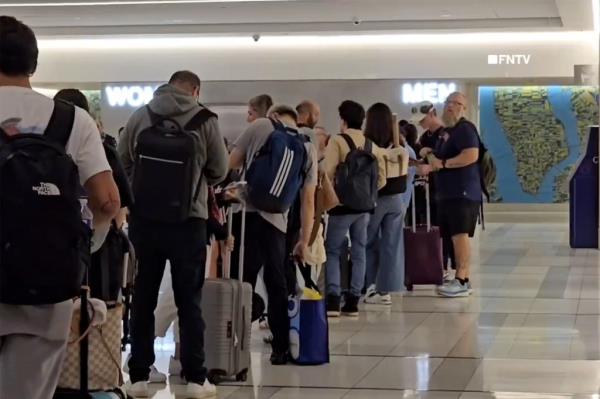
[[429, 126, 480, 170], [84, 170, 121, 226], [294, 183, 316, 261], [72, 110, 121, 249], [229, 148, 245, 170], [323, 137, 340, 181], [203, 118, 228, 185], [293, 145, 318, 261]]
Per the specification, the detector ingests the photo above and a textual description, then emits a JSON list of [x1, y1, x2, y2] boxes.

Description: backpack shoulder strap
[[269, 117, 285, 132], [44, 99, 75, 148], [340, 133, 357, 152], [185, 108, 218, 131]]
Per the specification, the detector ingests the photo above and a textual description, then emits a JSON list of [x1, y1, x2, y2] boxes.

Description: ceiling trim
[[32, 17, 565, 37]]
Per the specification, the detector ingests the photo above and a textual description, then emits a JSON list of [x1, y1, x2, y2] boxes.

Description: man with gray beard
[[418, 92, 481, 298]]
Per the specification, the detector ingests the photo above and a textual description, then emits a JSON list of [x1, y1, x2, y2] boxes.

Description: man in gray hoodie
[[119, 71, 228, 398]]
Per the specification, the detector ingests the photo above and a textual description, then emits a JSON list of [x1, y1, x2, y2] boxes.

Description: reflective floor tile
[[332, 331, 412, 356], [226, 387, 280, 399], [356, 357, 444, 390], [345, 390, 460, 399], [243, 355, 381, 388], [427, 359, 482, 390], [466, 359, 600, 393], [530, 299, 579, 314], [270, 388, 348, 399], [482, 298, 534, 313]]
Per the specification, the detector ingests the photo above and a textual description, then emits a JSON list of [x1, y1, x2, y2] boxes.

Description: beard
[[442, 111, 461, 127]]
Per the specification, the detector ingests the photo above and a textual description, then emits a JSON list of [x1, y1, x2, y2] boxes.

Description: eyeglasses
[[411, 103, 434, 115], [444, 100, 465, 108]]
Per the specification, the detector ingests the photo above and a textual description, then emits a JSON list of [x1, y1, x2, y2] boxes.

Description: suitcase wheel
[[236, 370, 248, 382]]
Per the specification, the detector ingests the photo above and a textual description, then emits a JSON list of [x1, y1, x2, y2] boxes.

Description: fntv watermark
[[488, 54, 531, 65]]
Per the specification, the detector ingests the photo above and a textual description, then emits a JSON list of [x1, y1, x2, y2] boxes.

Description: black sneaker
[[270, 351, 288, 365], [341, 294, 360, 317], [326, 295, 341, 317]]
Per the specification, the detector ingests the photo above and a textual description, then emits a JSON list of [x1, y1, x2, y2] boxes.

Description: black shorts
[[438, 199, 480, 238]]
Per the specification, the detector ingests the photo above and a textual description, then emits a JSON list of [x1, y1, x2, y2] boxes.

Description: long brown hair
[[365, 102, 394, 148]]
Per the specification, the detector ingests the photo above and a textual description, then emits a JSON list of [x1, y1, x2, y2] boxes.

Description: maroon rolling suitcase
[[404, 178, 444, 291]]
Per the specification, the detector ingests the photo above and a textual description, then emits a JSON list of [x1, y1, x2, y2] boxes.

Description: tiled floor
[[130, 223, 600, 398]]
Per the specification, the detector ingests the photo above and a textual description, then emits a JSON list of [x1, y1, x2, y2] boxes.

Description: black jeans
[[128, 216, 207, 384], [244, 212, 289, 354]]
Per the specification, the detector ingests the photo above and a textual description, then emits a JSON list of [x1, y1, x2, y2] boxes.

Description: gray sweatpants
[[0, 334, 68, 399]]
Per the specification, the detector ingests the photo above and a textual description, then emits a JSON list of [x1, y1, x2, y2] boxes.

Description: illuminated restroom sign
[[401, 82, 457, 105], [105, 85, 159, 108]]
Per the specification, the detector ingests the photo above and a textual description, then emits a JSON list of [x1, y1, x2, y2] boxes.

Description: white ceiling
[[0, 0, 595, 37]]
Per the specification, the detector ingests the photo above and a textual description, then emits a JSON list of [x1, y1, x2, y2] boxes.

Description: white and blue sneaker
[[437, 279, 469, 298]]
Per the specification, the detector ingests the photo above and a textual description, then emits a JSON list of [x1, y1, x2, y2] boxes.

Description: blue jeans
[[366, 194, 406, 293], [325, 213, 370, 297]]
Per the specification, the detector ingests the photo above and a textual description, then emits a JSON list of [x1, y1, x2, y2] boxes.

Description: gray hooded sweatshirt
[[118, 84, 228, 220]]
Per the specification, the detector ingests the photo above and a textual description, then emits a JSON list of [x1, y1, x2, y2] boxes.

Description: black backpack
[[334, 134, 379, 212], [132, 107, 216, 223], [0, 100, 88, 305]]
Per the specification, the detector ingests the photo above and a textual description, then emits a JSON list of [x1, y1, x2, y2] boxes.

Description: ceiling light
[[37, 31, 595, 50], [0, 0, 284, 6]]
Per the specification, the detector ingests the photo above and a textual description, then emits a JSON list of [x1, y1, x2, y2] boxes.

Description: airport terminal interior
[[2, 0, 600, 398]]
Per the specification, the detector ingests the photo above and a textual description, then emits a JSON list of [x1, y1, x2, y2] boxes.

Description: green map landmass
[[495, 87, 568, 196], [552, 88, 598, 202]]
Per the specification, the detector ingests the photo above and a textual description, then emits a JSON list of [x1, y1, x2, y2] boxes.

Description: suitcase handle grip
[[411, 177, 431, 233]]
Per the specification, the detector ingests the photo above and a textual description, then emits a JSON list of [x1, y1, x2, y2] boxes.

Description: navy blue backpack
[[246, 119, 307, 213]]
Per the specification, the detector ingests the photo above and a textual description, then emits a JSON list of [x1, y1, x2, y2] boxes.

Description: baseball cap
[[409, 101, 435, 124]]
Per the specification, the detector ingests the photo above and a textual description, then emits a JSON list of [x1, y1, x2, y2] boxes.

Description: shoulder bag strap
[[340, 133, 357, 152], [44, 99, 75, 148]]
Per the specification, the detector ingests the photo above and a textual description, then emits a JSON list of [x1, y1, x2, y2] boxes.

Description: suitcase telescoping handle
[[223, 203, 246, 282], [411, 177, 431, 233]]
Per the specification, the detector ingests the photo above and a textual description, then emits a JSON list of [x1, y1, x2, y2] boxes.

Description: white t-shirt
[[0, 86, 111, 340]]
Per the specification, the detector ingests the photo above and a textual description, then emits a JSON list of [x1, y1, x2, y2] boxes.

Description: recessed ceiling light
[[37, 31, 595, 50]]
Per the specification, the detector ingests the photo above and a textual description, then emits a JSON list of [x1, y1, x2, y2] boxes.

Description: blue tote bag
[[288, 262, 330, 365]]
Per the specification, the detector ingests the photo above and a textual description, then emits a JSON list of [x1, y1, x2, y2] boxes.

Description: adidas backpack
[[132, 107, 216, 222], [334, 134, 379, 212], [245, 119, 307, 214], [0, 100, 88, 305]]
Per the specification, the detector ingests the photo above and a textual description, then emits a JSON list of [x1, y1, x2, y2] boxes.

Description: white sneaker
[[186, 381, 217, 398], [168, 356, 182, 377], [125, 381, 149, 398], [363, 285, 378, 304], [149, 365, 167, 383], [379, 293, 392, 305], [123, 354, 166, 383]]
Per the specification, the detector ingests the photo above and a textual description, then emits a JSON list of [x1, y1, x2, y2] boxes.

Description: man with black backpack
[[323, 100, 387, 317], [0, 16, 121, 399], [418, 92, 483, 298], [229, 104, 318, 365], [119, 71, 228, 398]]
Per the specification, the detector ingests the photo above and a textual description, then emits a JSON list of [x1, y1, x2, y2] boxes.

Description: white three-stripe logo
[[270, 148, 294, 197]]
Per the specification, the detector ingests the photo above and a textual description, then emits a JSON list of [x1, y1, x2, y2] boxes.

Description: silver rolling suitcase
[[202, 205, 252, 384]]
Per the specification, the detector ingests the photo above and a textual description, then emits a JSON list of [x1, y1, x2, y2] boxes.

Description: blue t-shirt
[[433, 119, 482, 202]]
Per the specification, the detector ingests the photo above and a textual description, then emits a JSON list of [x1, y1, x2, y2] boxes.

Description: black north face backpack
[[0, 100, 88, 305]]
